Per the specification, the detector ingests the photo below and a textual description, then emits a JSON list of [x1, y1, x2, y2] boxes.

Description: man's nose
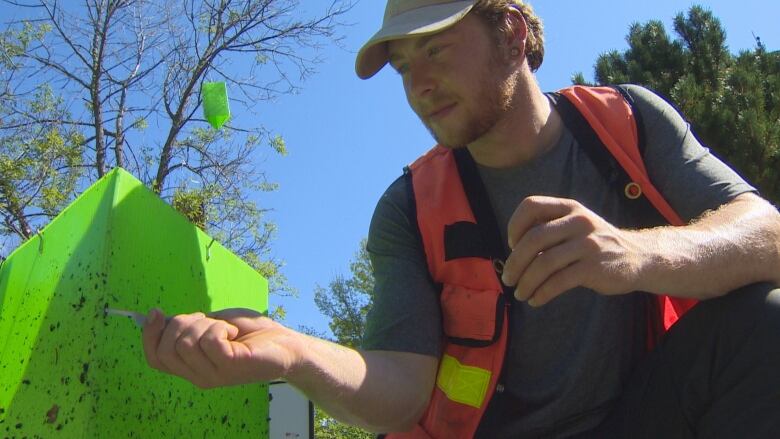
[[407, 61, 436, 99]]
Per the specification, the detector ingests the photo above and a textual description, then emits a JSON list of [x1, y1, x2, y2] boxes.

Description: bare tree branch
[[1, 0, 352, 291]]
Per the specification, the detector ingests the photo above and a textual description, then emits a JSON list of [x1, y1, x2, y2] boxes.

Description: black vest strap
[[444, 221, 492, 261], [449, 148, 512, 350], [451, 148, 507, 262], [612, 85, 647, 157]]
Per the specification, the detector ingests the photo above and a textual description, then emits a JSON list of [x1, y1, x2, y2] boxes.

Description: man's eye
[[427, 46, 442, 58], [394, 63, 409, 75]]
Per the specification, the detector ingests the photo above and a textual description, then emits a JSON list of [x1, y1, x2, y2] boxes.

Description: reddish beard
[[418, 58, 517, 149]]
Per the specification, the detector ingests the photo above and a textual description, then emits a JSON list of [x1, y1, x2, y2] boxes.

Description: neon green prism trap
[[0, 168, 269, 437]]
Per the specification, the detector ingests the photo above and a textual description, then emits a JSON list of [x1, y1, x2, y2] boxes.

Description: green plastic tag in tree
[[202, 81, 230, 130]]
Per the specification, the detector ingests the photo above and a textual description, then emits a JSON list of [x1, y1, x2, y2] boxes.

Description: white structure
[[269, 381, 313, 439]]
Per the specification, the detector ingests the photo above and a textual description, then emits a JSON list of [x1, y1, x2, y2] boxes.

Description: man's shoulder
[[375, 144, 446, 218], [549, 83, 665, 109], [617, 84, 682, 118], [370, 173, 414, 238], [382, 173, 410, 203]]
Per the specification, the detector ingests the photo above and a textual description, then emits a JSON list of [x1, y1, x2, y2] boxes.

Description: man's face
[[387, 13, 517, 149]]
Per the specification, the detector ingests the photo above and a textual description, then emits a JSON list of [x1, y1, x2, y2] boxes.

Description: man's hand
[[142, 308, 302, 388], [501, 195, 645, 307], [141, 308, 438, 432]]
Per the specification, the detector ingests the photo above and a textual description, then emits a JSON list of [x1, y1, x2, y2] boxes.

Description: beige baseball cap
[[355, 0, 478, 79]]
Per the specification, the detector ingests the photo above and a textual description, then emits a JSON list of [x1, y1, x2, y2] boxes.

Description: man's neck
[[466, 73, 562, 169]]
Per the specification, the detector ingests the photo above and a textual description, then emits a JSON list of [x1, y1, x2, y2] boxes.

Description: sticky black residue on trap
[[78, 363, 89, 384]]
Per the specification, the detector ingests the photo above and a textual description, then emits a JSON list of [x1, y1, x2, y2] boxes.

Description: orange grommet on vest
[[625, 182, 643, 199]]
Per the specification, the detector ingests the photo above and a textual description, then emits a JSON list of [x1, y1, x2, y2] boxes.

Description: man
[[142, 1, 780, 437]]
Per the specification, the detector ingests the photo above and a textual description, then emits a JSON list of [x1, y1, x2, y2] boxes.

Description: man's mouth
[[427, 103, 456, 121]]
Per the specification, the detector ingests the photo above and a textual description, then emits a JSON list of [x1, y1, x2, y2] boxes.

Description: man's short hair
[[472, 0, 545, 72]]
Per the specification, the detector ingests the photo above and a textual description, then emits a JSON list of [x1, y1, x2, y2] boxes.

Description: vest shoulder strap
[[556, 85, 685, 226], [554, 85, 697, 328]]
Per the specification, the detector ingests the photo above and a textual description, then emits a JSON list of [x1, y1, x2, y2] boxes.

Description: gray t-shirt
[[362, 85, 755, 438]]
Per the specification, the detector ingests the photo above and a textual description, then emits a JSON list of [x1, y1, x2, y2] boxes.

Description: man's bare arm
[[629, 192, 780, 299], [501, 193, 780, 306], [288, 341, 438, 432], [142, 309, 438, 433]]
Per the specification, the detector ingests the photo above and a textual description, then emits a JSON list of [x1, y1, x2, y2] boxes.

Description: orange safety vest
[[386, 86, 698, 438]]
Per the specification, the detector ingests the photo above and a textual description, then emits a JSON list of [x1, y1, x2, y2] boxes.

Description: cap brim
[[355, 1, 476, 79]]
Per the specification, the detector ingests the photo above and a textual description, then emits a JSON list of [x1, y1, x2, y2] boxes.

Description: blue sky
[[262, 0, 778, 335], [3, 1, 776, 335]]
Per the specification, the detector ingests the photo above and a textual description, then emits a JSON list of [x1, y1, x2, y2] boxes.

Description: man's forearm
[[632, 193, 780, 299], [284, 333, 437, 433], [141, 309, 436, 432]]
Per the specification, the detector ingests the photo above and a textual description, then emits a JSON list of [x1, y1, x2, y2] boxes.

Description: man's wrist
[[625, 228, 679, 295], [278, 329, 312, 383]]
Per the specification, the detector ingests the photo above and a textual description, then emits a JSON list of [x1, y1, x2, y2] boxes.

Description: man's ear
[[503, 7, 528, 61]]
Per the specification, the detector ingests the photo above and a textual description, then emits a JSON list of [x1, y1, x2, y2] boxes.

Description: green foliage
[[172, 188, 209, 229], [0, 80, 84, 238], [312, 239, 376, 437], [0, 22, 48, 67], [314, 408, 375, 439], [133, 118, 148, 131], [268, 304, 286, 321], [269, 134, 288, 156], [580, 5, 780, 203], [314, 239, 374, 349]]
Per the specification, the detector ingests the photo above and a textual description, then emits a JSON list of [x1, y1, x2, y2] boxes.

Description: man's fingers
[[200, 321, 244, 369], [155, 312, 205, 382], [503, 213, 593, 286], [142, 308, 267, 388], [208, 308, 263, 321], [142, 308, 169, 372], [506, 196, 574, 249], [526, 262, 591, 307], [208, 308, 268, 333], [513, 238, 587, 302], [175, 318, 222, 384]]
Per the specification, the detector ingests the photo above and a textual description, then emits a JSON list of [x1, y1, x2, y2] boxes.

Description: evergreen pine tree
[[576, 6, 779, 202]]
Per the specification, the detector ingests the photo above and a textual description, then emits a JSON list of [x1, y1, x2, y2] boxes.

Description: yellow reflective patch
[[436, 354, 491, 408]]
